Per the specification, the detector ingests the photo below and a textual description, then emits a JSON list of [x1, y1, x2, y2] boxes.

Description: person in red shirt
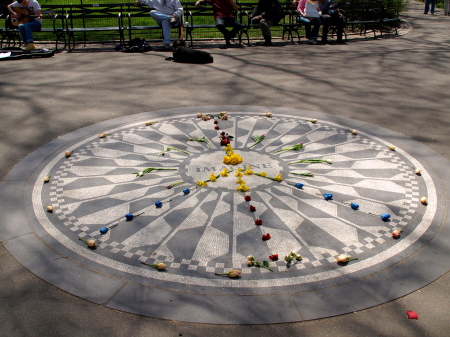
[[195, 0, 242, 46]]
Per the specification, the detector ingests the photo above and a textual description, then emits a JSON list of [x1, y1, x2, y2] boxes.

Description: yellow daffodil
[[274, 173, 283, 181], [244, 166, 254, 175], [237, 184, 249, 192], [197, 181, 208, 187], [220, 168, 229, 177], [209, 173, 217, 182]]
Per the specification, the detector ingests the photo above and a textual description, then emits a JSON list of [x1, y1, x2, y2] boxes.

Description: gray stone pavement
[[1, 1, 450, 336]]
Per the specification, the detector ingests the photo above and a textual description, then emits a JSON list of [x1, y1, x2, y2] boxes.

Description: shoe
[[169, 17, 179, 27], [23, 42, 35, 51], [163, 44, 171, 50], [262, 40, 272, 46], [308, 38, 318, 45]]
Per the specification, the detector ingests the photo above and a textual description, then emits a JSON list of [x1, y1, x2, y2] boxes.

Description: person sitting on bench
[[195, 0, 242, 46], [7, 0, 42, 50], [135, 0, 183, 50]]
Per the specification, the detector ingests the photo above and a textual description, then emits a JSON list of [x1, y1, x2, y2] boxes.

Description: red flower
[[215, 126, 220, 130], [269, 254, 278, 261], [262, 233, 271, 240], [406, 311, 419, 319], [214, 121, 218, 124], [221, 132, 226, 136], [244, 195, 251, 201], [220, 138, 230, 146], [249, 205, 256, 212], [254, 219, 262, 225]]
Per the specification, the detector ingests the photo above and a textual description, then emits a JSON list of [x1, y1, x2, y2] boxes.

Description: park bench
[[183, 1, 302, 46], [338, 1, 399, 38], [0, 5, 66, 50], [64, 3, 125, 51]]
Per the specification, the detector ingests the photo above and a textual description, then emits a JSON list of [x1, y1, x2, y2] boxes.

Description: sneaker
[[169, 17, 179, 27], [308, 38, 318, 45], [23, 42, 35, 51], [163, 44, 171, 50]]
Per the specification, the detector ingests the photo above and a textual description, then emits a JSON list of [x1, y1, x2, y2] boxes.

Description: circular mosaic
[[25, 111, 439, 295]]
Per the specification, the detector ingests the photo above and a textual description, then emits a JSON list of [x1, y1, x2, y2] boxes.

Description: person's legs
[[227, 18, 242, 39], [333, 16, 344, 42], [310, 17, 321, 40], [18, 20, 41, 44], [321, 15, 331, 43], [215, 16, 231, 42], [150, 11, 172, 45], [259, 19, 273, 45], [297, 16, 312, 39], [424, 0, 431, 14], [431, 0, 436, 14]]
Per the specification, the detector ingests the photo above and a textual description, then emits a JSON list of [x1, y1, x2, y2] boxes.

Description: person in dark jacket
[[318, 0, 345, 44], [248, 0, 284, 46]]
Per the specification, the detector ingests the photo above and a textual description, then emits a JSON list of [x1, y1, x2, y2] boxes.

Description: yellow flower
[[209, 173, 217, 182], [224, 144, 233, 152], [230, 154, 242, 165], [220, 168, 229, 177], [244, 166, 254, 175], [274, 173, 283, 181], [259, 172, 267, 177], [237, 184, 249, 192], [236, 178, 244, 184], [197, 181, 207, 187], [223, 156, 231, 165]]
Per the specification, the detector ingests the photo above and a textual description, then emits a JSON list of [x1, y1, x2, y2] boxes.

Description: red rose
[[221, 132, 226, 135], [215, 126, 220, 130], [254, 219, 262, 225], [249, 205, 256, 212], [220, 139, 229, 146], [269, 254, 278, 261], [262, 233, 271, 240], [244, 195, 251, 201]]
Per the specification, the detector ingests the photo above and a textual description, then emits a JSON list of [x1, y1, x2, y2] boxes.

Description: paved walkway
[[1, 1, 449, 336]]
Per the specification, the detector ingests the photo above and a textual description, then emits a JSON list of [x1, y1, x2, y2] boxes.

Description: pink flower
[[392, 229, 403, 238]]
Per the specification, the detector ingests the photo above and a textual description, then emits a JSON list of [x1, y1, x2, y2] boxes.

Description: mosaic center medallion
[[26, 111, 438, 295]]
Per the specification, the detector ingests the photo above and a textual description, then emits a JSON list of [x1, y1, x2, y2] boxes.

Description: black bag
[[115, 38, 151, 53]]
